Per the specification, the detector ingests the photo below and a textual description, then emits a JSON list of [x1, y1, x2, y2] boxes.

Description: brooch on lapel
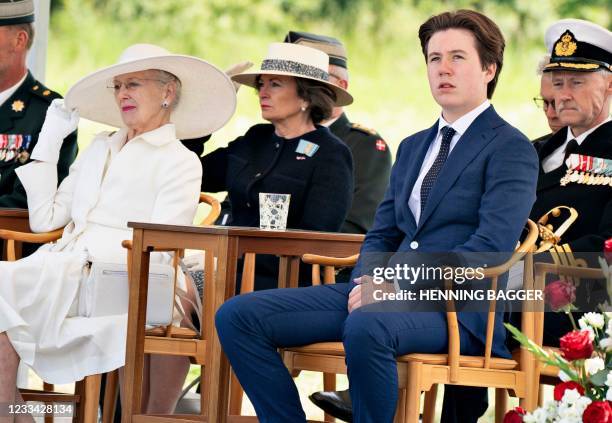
[[295, 139, 319, 158], [11, 100, 25, 112], [560, 154, 612, 186]]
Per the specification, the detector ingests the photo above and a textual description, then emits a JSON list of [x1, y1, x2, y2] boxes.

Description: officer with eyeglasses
[[532, 55, 564, 145]]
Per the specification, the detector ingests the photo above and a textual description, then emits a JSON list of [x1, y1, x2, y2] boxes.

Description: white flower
[[580, 312, 605, 329], [600, 337, 612, 351], [607, 319, 612, 338], [562, 388, 583, 405], [585, 357, 605, 375], [606, 371, 612, 388], [607, 386, 612, 402]]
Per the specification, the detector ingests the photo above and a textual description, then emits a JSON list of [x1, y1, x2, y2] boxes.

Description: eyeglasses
[[106, 78, 165, 93], [533, 97, 555, 112]]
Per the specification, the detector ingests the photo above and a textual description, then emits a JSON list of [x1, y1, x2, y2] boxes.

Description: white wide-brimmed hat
[[65, 44, 237, 139], [231, 43, 353, 107]]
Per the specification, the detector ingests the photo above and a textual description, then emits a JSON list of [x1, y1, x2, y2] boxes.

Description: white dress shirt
[[541, 117, 611, 173], [0, 73, 27, 108], [409, 100, 491, 223]]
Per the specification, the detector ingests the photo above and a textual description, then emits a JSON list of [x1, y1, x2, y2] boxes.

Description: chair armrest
[[0, 228, 64, 244], [301, 253, 359, 267]]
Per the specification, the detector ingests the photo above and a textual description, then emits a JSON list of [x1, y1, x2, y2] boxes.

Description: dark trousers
[[215, 282, 486, 423]]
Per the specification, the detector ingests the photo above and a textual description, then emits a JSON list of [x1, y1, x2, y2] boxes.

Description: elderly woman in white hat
[[0, 44, 236, 415], [199, 42, 354, 291]]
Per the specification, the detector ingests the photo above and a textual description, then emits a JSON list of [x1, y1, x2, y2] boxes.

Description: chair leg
[[404, 363, 422, 423], [228, 371, 244, 415], [42, 383, 55, 423], [422, 384, 437, 423], [495, 388, 507, 423], [322, 373, 336, 422], [102, 370, 119, 423], [82, 374, 101, 423], [538, 384, 544, 407]]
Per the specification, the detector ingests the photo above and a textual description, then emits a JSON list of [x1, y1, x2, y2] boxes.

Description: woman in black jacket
[[201, 42, 355, 290]]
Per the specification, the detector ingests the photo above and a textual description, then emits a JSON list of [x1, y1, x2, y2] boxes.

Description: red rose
[[605, 238, 612, 264], [554, 381, 585, 401], [544, 279, 576, 311], [503, 406, 525, 423], [582, 401, 612, 423], [560, 330, 594, 361]]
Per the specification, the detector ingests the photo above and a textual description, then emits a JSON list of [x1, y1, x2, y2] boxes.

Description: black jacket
[[530, 121, 612, 252], [0, 72, 77, 208], [202, 123, 353, 231], [201, 124, 354, 290]]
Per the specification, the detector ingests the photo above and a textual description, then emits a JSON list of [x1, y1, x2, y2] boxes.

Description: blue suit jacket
[[352, 106, 539, 358]]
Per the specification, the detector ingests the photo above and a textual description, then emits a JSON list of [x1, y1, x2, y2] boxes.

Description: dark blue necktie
[[420, 126, 456, 214]]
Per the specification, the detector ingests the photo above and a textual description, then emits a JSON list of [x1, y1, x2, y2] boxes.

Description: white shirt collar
[[438, 100, 491, 136], [567, 116, 612, 145], [128, 123, 178, 147], [0, 73, 28, 108]]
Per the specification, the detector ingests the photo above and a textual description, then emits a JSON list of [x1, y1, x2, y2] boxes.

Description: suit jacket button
[[410, 241, 419, 249], [247, 202, 251, 208], [255, 172, 261, 177]]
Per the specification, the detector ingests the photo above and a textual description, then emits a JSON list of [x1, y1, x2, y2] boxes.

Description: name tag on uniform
[[295, 139, 319, 157]]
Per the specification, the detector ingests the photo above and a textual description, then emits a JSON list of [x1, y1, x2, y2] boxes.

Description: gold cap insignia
[[42, 89, 50, 96], [11, 100, 25, 112], [32, 85, 39, 91], [554, 31, 578, 57]]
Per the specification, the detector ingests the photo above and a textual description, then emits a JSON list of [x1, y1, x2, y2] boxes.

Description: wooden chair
[[0, 224, 101, 423], [103, 192, 221, 422], [277, 220, 540, 423]]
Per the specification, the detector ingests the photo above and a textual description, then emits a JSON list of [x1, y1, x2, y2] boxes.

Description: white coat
[[0, 123, 201, 383]]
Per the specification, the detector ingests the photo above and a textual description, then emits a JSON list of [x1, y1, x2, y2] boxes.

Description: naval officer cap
[[0, 0, 34, 26], [284, 31, 348, 69], [544, 19, 611, 73]]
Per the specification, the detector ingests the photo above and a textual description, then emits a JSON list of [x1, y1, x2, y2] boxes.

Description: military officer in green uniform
[[0, 0, 77, 209], [283, 31, 392, 422]]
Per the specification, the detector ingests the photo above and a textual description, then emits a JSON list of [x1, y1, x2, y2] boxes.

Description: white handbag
[[76, 261, 177, 326]]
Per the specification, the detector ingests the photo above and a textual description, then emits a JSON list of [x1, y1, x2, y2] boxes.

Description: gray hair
[[536, 54, 551, 76], [154, 70, 182, 109]]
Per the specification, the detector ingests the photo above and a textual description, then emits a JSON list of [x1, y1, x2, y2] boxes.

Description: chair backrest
[[445, 219, 539, 379], [197, 193, 221, 226]]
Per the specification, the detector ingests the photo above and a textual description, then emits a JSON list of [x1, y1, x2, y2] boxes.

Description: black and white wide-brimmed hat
[[65, 44, 237, 138], [231, 42, 353, 107]]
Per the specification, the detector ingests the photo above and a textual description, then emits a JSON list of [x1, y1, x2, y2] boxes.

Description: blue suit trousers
[[215, 282, 485, 423]]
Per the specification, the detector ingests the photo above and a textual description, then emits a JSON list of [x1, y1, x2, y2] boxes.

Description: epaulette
[[351, 122, 378, 136], [30, 82, 61, 103]]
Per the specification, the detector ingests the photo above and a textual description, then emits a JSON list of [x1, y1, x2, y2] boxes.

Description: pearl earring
[[162, 101, 169, 109], [301, 105, 307, 112]]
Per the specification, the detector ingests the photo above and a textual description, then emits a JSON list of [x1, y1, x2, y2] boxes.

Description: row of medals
[[0, 134, 32, 163], [560, 154, 612, 187]]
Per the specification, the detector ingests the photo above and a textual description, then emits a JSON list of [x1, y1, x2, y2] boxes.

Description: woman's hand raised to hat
[[31, 99, 80, 165]]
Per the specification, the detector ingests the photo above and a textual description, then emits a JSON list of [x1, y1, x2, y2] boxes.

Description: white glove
[[225, 61, 254, 92], [182, 252, 205, 272], [31, 99, 79, 164]]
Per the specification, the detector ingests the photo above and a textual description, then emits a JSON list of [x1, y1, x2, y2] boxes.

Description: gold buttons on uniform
[[43, 90, 50, 96]]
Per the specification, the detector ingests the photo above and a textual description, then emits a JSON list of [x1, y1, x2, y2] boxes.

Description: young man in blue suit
[[215, 9, 539, 423]]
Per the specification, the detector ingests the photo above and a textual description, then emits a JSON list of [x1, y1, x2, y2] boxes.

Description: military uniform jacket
[[329, 113, 391, 234], [201, 123, 353, 231], [0, 71, 77, 208], [530, 121, 612, 252]]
